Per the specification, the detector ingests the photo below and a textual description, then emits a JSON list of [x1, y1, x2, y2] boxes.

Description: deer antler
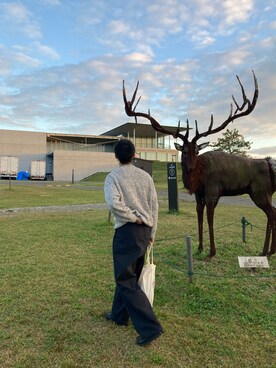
[[123, 80, 187, 141], [123, 71, 258, 144], [191, 70, 259, 143]]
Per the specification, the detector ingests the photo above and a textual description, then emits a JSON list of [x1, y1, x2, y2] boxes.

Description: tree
[[210, 128, 251, 156]]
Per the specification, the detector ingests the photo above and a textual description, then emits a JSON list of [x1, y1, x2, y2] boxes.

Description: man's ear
[[174, 143, 183, 151], [198, 142, 209, 151]]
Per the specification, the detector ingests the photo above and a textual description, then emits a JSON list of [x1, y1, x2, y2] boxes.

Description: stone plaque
[[238, 256, 269, 268]]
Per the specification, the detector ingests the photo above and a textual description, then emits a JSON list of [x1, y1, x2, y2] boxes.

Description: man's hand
[[135, 217, 143, 224]]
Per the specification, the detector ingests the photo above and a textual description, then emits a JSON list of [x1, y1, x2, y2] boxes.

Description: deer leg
[[255, 204, 275, 256], [260, 220, 271, 256], [206, 203, 216, 257], [196, 194, 205, 254], [268, 207, 276, 256], [250, 195, 275, 256]]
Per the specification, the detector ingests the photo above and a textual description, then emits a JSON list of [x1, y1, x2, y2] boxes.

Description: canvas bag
[[138, 243, 156, 306]]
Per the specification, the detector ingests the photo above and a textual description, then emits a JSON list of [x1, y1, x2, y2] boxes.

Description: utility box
[[132, 158, 153, 177], [0, 156, 18, 178], [30, 160, 46, 180]]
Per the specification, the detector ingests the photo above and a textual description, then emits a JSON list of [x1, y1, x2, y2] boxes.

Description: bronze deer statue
[[123, 72, 276, 257]]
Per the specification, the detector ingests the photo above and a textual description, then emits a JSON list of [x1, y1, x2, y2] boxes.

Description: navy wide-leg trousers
[[111, 222, 162, 338]]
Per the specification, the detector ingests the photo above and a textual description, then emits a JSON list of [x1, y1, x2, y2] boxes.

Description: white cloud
[[182, 0, 255, 47], [124, 52, 153, 64], [222, 0, 254, 25], [190, 30, 216, 47], [32, 42, 60, 60], [109, 20, 130, 34], [0, 45, 41, 76], [259, 37, 276, 48], [147, 0, 189, 29], [225, 50, 252, 66], [74, 0, 106, 27], [14, 52, 41, 68], [1, 2, 30, 21], [0, 2, 42, 39]]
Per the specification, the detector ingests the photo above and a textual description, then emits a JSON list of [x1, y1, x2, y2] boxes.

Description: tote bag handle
[[145, 243, 154, 264]]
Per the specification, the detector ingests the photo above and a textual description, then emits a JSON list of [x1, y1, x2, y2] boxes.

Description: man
[[104, 139, 163, 346]]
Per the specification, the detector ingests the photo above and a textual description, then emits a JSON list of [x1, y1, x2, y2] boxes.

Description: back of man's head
[[114, 139, 135, 164]]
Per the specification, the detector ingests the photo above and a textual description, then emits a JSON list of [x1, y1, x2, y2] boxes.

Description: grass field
[[0, 172, 275, 368]]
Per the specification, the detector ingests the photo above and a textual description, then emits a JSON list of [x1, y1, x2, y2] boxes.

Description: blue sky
[[0, 0, 275, 157]]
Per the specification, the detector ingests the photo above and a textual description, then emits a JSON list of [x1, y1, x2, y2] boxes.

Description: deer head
[[123, 71, 259, 172]]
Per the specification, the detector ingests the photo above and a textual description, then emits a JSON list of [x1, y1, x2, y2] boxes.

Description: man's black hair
[[114, 139, 135, 164]]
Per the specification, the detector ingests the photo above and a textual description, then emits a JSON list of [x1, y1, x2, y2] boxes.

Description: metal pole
[[186, 235, 193, 283], [72, 169, 74, 184], [241, 216, 246, 243], [9, 174, 12, 190]]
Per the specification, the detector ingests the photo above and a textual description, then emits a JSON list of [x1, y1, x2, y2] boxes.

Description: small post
[[71, 169, 75, 184], [241, 216, 246, 243], [186, 235, 193, 283], [9, 174, 12, 190]]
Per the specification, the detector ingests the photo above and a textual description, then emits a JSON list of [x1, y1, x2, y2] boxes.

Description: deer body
[[181, 150, 276, 256], [123, 71, 276, 257], [185, 151, 273, 196]]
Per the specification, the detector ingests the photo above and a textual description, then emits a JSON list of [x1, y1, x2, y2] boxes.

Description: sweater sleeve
[[104, 174, 137, 223]]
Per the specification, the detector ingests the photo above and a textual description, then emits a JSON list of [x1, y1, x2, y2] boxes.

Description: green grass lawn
[[0, 196, 275, 367], [0, 182, 105, 209]]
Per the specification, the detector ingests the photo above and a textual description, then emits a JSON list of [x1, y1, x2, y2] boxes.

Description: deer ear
[[198, 142, 209, 151], [174, 143, 183, 151]]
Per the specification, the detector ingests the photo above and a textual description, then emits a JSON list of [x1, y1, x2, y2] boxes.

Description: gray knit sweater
[[104, 164, 158, 239]]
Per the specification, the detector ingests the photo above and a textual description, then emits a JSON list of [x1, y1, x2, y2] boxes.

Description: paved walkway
[[0, 203, 107, 215], [0, 189, 260, 216], [160, 190, 257, 207]]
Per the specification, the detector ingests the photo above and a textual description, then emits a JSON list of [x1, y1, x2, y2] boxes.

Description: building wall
[[53, 150, 118, 181], [0, 130, 47, 172]]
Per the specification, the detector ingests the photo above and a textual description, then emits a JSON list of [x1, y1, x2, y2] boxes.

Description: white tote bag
[[138, 244, 156, 306]]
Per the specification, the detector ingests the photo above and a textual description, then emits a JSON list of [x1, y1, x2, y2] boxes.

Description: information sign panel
[[238, 256, 269, 268], [167, 162, 179, 212]]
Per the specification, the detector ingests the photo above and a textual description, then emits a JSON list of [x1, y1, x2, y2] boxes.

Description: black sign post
[[167, 162, 179, 212]]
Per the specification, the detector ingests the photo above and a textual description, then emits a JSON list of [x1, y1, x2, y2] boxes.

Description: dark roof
[[47, 133, 118, 145], [101, 122, 187, 138]]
